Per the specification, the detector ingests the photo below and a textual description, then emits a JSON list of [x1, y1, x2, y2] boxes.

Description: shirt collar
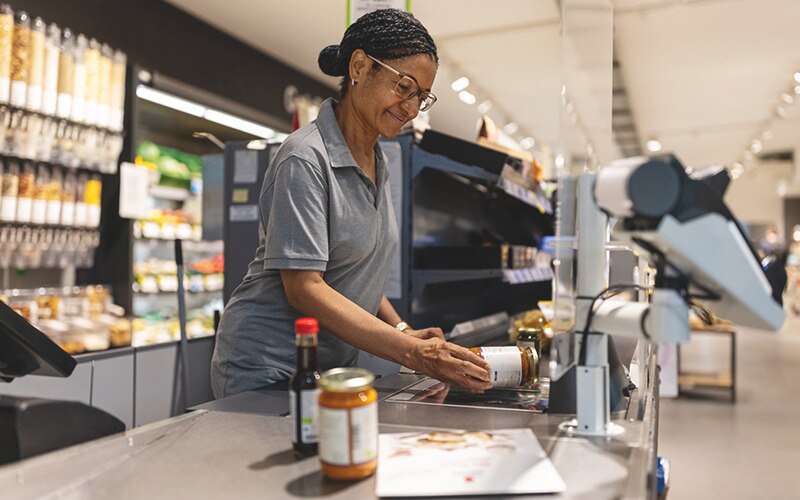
[[316, 98, 387, 184]]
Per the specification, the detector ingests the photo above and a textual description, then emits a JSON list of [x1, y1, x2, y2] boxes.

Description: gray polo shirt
[[211, 98, 399, 398]]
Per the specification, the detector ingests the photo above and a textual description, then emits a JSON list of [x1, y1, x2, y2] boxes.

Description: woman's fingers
[[448, 344, 491, 371]]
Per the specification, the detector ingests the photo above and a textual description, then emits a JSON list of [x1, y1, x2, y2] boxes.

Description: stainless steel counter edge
[[72, 334, 215, 362]]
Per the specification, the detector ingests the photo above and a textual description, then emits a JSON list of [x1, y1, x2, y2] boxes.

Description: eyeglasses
[[367, 55, 437, 112]]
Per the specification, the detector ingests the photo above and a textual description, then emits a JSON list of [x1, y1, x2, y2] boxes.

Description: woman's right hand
[[407, 338, 492, 393]]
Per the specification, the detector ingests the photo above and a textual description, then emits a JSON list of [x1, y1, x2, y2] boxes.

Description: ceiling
[[165, 0, 800, 169]]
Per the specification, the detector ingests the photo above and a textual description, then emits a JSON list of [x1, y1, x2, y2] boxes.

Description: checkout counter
[[0, 337, 660, 499]]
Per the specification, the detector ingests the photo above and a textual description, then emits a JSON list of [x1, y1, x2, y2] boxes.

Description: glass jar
[[25, 16, 44, 111], [10, 10, 29, 107], [69, 33, 86, 123], [56, 28, 73, 118], [469, 346, 539, 389], [41, 23, 59, 115], [0, 4, 13, 103], [318, 367, 378, 481], [516, 327, 543, 359]]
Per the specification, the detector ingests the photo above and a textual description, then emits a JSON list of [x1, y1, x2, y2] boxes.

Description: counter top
[[0, 356, 659, 499]]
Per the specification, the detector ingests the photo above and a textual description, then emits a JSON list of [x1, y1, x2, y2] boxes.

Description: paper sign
[[119, 163, 151, 219], [233, 149, 259, 184], [347, 0, 410, 26], [229, 204, 259, 222], [376, 428, 566, 497], [232, 188, 249, 204]]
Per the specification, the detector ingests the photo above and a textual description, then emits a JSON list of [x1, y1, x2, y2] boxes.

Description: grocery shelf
[[502, 267, 553, 284], [133, 289, 222, 296], [411, 269, 504, 296], [3, 103, 124, 136], [498, 177, 553, 214], [134, 238, 223, 253], [411, 148, 500, 184], [0, 152, 115, 175]]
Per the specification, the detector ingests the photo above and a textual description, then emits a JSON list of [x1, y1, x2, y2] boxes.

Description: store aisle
[[659, 316, 800, 499]]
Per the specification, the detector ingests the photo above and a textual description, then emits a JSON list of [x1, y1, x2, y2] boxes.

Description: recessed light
[[476, 100, 493, 114], [520, 137, 535, 149], [794, 72, 800, 83], [781, 93, 794, 104], [762, 130, 773, 140], [744, 150, 754, 160], [502, 122, 519, 134], [776, 106, 787, 117], [451, 77, 470, 92], [750, 139, 762, 153], [646, 139, 662, 152], [458, 90, 476, 105]]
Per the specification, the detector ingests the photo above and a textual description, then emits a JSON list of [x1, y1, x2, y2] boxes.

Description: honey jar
[[318, 367, 378, 480], [469, 346, 539, 389]]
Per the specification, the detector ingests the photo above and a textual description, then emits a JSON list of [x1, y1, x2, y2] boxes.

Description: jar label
[[0, 197, 17, 222], [480, 346, 523, 387], [350, 402, 378, 464], [15, 197, 32, 223], [289, 388, 320, 445], [0, 76, 9, 102], [319, 407, 349, 465], [31, 199, 47, 224]]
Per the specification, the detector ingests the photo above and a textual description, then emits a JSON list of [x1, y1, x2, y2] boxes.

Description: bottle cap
[[295, 317, 318, 335]]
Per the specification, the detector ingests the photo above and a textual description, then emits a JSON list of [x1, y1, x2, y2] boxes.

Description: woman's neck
[[334, 97, 378, 166]]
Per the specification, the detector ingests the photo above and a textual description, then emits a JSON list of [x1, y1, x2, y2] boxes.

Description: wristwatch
[[395, 321, 412, 333]]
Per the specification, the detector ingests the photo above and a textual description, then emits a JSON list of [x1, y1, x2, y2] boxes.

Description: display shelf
[[411, 148, 500, 184], [133, 238, 223, 253], [133, 289, 222, 296], [0, 220, 101, 231], [148, 185, 191, 201], [0, 152, 116, 175], [498, 177, 553, 214], [2, 103, 124, 136], [503, 267, 553, 284], [411, 269, 504, 293]]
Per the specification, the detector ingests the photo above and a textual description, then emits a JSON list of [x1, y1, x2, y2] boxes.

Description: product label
[[10, 80, 25, 107], [480, 347, 523, 388], [350, 402, 378, 464], [74, 202, 87, 227], [60, 201, 75, 226], [31, 199, 47, 224], [319, 407, 349, 465], [85, 100, 97, 125], [57, 93, 72, 118], [46, 200, 62, 225], [290, 389, 320, 445], [88, 205, 101, 228], [0, 197, 17, 222], [97, 104, 110, 129], [42, 89, 57, 115], [15, 197, 32, 223], [26, 85, 43, 111], [0, 76, 9, 102], [71, 97, 86, 123]]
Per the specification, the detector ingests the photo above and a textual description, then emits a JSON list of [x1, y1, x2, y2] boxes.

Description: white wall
[[725, 160, 792, 238]]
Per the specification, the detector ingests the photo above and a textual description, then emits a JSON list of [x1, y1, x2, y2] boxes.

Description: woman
[[211, 9, 491, 398]]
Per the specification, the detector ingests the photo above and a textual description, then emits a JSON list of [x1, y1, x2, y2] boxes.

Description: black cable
[[578, 283, 650, 366]]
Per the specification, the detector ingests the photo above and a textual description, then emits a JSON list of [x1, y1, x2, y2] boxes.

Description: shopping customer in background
[[211, 9, 491, 398]]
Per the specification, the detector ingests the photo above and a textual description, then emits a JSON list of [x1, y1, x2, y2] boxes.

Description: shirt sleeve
[[262, 155, 329, 271]]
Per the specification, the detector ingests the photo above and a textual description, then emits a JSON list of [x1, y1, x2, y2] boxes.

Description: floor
[[658, 315, 800, 499]]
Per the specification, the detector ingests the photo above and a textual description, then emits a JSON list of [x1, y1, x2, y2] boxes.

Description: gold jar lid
[[319, 367, 375, 392], [517, 326, 543, 342], [522, 346, 539, 387]]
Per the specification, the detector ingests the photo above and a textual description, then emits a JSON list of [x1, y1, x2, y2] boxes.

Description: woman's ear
[[349, 49, 369, 85]]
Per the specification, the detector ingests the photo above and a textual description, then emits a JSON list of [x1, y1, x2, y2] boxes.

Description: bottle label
[[15, 197, 32, 223], [60, 201, 75, 226], [74, 202, 87, 227], [0, 76, 9, 103], [32, 199, 47, 224], [480, 347, 523, 387], [42, 89, 57, 115], [46, 201, 62, 225], [350, 402, 378, 464], [10, 80, 26, 107], [0, 197, 17, 222], [319, 401, 377, 466], [290, 388, 320, 445], [57, 93, 72, 118], [26, 86, 43, 111]]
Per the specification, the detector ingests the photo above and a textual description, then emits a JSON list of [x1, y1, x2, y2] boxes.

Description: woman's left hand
[[405, 327, 446, 341]]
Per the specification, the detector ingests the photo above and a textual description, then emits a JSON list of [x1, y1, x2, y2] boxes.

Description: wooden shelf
[[679, 372, 733, 388]]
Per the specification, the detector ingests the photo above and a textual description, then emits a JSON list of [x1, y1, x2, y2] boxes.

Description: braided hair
[[318, 9, 438, 96]]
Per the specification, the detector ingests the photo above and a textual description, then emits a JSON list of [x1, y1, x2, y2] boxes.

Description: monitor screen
[[0, 300, 76, 381]]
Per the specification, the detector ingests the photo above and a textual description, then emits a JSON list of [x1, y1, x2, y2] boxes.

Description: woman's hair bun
[[318, 45, 344, 76]]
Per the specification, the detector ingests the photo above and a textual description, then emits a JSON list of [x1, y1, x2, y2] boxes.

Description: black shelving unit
[[386, 134, 555, 334]]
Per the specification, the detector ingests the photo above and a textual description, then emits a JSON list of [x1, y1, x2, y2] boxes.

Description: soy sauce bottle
[[290, 317, 321, 455]]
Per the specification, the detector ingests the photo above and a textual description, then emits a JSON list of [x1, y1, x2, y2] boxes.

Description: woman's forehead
[[386, 54, 437, 87]]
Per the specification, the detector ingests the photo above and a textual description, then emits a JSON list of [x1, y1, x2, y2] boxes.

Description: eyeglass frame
[[366, 55, 437, 112]]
